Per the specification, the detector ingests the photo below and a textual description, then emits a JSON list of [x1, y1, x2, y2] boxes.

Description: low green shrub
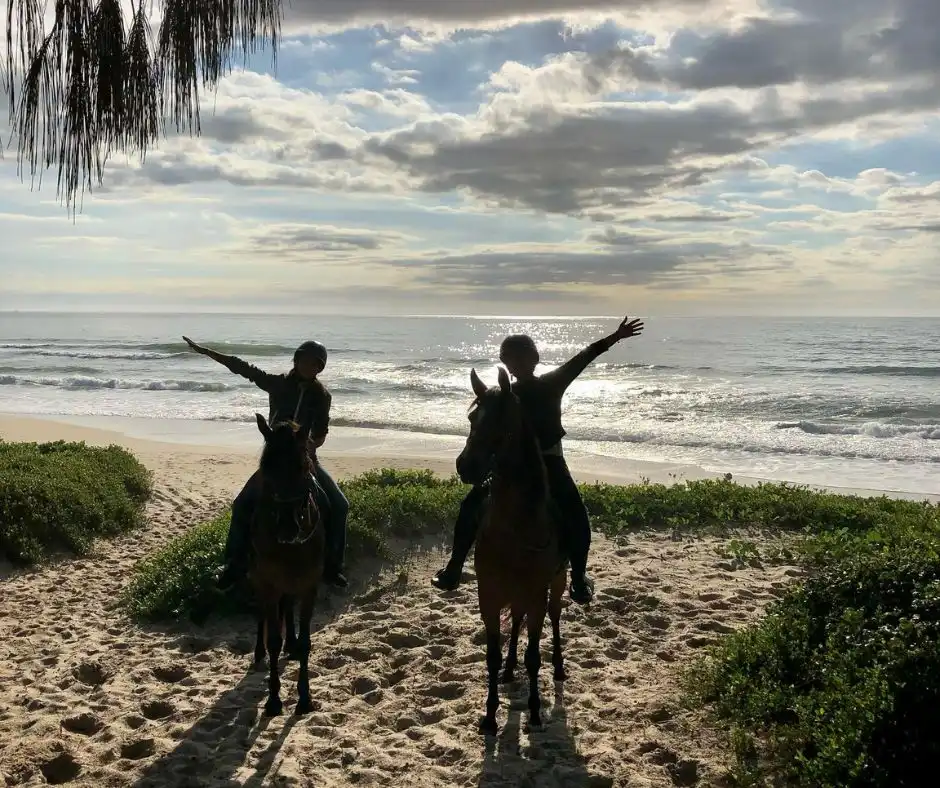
[[686, 491, 940, 787], [0, 440, 152, 563], [123, 469, 465, 621]]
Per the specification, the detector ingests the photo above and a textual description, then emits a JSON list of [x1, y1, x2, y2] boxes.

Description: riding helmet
[[294, 340, 328, 368]]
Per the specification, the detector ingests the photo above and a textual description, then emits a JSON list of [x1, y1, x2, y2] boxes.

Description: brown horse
[[250, 413, 326, 717], [456, 367, 568, 735]]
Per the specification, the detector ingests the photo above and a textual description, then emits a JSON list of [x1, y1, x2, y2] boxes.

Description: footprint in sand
[[383, 631, 428, 649], [123, 714, 148, 730], [38, 750, 82, 785], [421, 682, 465, 701], [119, 738, 156, 760], [351, 675, 382, 696], [151, 663, 189, 684], [61, 712, 104, 736], [140, 700, 175, 720], [697, 619, 736, 635], [71, 660, 110, 687]]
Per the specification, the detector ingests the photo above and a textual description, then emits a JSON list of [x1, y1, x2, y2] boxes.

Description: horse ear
[[256, 413, 273, 440], [497, 366, 511, 393], [470, 368, 488, 399]]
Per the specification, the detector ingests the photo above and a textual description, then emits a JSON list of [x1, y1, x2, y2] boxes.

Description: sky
[[1, 0, 940, 316]]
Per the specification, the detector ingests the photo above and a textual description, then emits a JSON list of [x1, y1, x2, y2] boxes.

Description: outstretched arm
[[542, 316, 644, 393], [182, 336, 277, 392]]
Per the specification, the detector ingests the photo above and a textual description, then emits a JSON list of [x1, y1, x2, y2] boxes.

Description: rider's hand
[[612, 316, 644, 342], [182, 336, 207, 355]]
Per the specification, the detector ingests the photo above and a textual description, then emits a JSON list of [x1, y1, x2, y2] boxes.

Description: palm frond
[[3, 0, 282, 212]]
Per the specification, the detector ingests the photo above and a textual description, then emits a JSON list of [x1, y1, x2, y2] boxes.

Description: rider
[[182, 336, 349, 590], [431, 316, 645, 604]]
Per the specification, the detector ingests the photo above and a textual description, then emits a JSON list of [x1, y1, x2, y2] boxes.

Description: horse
[[250, 413, 326, 717], [456, 366, 568, 735]]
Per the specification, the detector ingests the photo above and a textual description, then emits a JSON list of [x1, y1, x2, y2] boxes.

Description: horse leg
[[253, 615, 266, 669], [295, 588, 318, 715], [524, 591, 548, 729], [262, 595, 284, 717], [478, 593, 502, 736], [501, 606, 523, 684], [549, 569, 567, 682], [282, 596, 299, 660]]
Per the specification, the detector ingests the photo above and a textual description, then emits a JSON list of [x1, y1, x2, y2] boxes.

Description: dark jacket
[[204, 349, 331, 447], [512, 337, 614, 451]]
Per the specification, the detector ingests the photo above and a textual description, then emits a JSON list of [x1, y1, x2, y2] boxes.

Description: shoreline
[[2, 413, 937, 503]]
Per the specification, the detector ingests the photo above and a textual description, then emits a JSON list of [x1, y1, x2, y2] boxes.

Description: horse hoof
[[295, 698, 313, 716], [479, 716, 498, 736], [528, 712, 544, 730], [263, 698, 283, 717], [554, 667, 568, 682], [500, 670, 515, 684]]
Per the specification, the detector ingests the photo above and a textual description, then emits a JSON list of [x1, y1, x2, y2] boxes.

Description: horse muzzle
[[456, 450, 487, 486]]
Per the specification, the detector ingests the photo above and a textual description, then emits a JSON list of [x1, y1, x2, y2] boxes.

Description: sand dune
[[0, 431, 802, 787]]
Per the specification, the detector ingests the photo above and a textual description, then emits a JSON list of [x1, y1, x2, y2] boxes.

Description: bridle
[[263, 482, 320, 545]]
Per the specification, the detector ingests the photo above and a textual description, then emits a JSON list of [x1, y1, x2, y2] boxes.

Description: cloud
[[595, 0, 940, 91], [239, 222, 410, 258], [283, 0, 721, 27], [90, 0, 939, 232]]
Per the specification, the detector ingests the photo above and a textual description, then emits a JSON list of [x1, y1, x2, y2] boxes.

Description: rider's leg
[[313, 463, 349, 589], [431, 484, 487, 591], [217, 470, 262, 590], [544, 456, 594, 604]]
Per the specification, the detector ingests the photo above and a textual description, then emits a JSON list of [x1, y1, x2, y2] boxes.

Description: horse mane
[[487, 390, 548, 502]]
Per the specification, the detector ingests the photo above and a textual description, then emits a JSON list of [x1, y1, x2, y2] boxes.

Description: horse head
[[456, 367, 522, 485], [255, 413, 316, 544]]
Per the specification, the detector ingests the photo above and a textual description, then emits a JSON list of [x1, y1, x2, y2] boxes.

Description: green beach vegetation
[[0, 440, 152, 564]]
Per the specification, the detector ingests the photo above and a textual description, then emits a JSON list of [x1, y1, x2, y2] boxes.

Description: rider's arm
[[311, 389, 331, 446], [541, 335, 616, 394], [202, 347, 279, 392]]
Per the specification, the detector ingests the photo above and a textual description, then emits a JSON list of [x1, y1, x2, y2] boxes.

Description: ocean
[[1, 312, 939, 495]]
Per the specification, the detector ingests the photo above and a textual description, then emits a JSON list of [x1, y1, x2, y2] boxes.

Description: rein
[[263, 485, 321, 546]]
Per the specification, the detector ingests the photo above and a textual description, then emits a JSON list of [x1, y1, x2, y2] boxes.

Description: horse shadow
[[478, 683, 596, 787], [129, 652, 292, 787], [129, 541, 444, 787]]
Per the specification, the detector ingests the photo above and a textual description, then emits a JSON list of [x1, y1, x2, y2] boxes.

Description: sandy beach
[[0, 414, 889, 786]]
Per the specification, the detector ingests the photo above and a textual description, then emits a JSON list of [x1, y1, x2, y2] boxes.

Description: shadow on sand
[[479, 683, 605, 787], [130, 544, 440, 787]]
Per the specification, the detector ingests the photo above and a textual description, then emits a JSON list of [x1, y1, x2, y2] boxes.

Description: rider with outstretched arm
[[432, 316, 645, 604], [181, 336, 349, 590]]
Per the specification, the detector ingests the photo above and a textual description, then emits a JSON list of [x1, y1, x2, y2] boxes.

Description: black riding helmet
[[294, 340, 328, 369], [499, 334, 539, 364]]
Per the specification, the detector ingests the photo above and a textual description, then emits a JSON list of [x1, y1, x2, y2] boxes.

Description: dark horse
[[250, 413, 326, 717], [456, 367, 568, 735]]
